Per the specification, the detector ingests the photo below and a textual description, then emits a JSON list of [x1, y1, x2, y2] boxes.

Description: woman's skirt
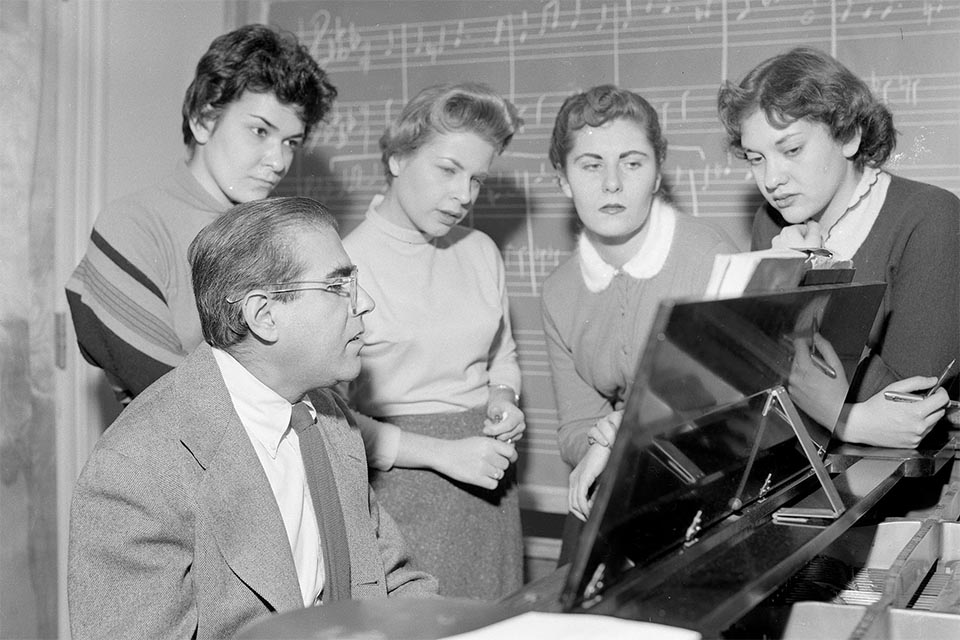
[[370, 407, 523, 600]]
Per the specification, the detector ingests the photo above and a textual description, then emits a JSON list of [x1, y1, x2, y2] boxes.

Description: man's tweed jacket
[[68, 343, 436, 640]]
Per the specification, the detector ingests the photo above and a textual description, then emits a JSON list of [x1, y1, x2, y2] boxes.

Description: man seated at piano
[[718, 47, 958, 449], [540, 85, 739, 536], [67, 197, 437, 640]]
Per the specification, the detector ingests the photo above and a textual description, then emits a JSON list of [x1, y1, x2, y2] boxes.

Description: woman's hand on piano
[[585, 410, 622, 448], [836, 376, 947, 449], [569, 442, 611, 521]]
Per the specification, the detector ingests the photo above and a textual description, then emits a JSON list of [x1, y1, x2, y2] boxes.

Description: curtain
[[0, 1, 60, 637]]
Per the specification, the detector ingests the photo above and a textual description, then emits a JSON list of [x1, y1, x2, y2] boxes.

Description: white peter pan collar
[[821, 167, 889, 261], [578, 197, 677, 292]]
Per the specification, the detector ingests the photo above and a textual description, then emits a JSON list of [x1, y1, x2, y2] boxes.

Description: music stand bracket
[[766, 385, 847, 524]]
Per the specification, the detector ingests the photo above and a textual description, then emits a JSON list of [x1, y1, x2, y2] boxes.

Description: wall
[[68, 1, 232, 430], [102, 1, 231, 215], [51, 1, 231, 636]]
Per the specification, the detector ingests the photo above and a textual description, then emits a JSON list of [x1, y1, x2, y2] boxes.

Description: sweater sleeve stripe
[[69, 257, 184, 356], [65, 288, 174, 398], [91, 229, 167, 304]]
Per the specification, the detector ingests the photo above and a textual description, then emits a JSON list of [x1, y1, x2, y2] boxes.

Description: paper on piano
[[442, 611, 702, 640], [704, 247, 853, 300], [704, 248, 807, 299]]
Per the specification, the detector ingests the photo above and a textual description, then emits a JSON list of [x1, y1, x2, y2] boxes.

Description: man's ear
[[240, 292, 279, 343], [189, 107, 217, 146]]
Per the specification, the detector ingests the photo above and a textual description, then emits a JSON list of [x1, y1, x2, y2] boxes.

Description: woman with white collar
[[540, 85, 738, 527], [718, 47, 958, 450]]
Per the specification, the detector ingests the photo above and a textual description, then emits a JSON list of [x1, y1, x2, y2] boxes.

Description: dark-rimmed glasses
[[225, 265, 359, 313]]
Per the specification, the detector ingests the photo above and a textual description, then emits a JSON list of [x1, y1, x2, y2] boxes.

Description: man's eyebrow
[[326, 264, 356, 279]]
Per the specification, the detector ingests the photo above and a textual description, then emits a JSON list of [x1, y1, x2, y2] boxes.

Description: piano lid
[[561, 283, 887, 611]]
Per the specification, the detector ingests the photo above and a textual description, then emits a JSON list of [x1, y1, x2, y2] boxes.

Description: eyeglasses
[[225, 265, 359, 313]]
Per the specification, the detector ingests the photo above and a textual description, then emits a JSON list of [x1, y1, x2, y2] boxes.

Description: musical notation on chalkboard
[[286, 1, 958, 81], [264, 0, 960, 487]]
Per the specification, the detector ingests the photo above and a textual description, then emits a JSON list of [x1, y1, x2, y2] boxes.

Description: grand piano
[[239, 283, 960, 639], [500, 282, 960, 638]]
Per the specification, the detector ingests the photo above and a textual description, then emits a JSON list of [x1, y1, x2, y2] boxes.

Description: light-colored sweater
[[344, 195, 521, 418], [541, 198, 739, 467]]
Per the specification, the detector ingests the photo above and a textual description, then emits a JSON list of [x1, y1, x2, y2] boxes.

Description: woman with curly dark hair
[[718, 47, 958, 448], [67, 24, 337, 404]]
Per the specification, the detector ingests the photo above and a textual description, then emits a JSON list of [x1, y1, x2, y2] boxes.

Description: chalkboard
[[248, 0, 960, 514]]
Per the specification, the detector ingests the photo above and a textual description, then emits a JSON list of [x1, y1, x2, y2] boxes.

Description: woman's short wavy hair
[[717, 47, 897, 169], [181, 24, 337, 147], [549, 85, 667, 171], [379, 83, 522, 181]]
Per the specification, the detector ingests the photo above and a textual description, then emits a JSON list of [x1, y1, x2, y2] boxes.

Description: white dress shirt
[[211, 347, 324, 606]]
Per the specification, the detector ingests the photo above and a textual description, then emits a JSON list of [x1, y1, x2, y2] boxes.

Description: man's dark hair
[[189, 196, 337, 349]]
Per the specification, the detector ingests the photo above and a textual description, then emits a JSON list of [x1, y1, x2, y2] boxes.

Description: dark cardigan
[[752, 174, 960, 400]]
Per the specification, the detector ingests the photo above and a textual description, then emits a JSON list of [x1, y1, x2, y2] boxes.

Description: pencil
[[924, 358, 956, 399]]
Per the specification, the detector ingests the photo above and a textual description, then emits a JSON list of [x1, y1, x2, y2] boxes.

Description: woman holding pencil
[[717, 47, 958, 448]]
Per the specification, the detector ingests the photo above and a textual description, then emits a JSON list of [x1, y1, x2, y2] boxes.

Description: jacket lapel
[[176, 345, 303, 612]]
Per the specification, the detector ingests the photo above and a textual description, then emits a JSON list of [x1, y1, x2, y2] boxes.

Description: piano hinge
[[684, 509, 704, 547]]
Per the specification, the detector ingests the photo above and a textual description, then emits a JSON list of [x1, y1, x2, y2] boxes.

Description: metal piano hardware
[[758, 473, 773, 502], [767, 385, 847, 525], [683, 510, 703, 548], [582, 563, 606, 605]]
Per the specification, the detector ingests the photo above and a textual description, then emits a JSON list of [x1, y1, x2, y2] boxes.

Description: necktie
[[290, 401, 352, 603]]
